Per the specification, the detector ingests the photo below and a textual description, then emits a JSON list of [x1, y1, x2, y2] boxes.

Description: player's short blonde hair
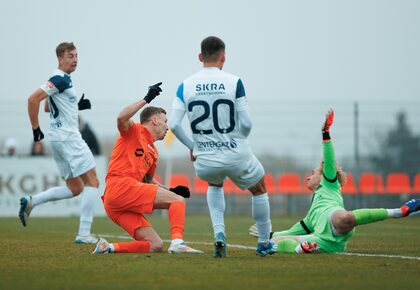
[[56, 42, 76, 57]]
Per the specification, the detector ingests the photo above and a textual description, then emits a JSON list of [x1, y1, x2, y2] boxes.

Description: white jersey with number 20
[[171, 67, 251, 166]]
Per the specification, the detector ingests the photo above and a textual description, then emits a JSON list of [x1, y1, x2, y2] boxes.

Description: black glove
[[143, 82, 163, 103], [170, 185, 191, 198], [33, 127, 44, 142], [78, 94, 91, 110]]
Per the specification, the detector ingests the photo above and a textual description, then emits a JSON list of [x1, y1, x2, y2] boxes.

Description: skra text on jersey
[[195, 83, 226, 91]]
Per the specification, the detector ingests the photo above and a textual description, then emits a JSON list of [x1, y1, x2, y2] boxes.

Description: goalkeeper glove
[[33, 127, 44, 142], [143, 82, 162, 103], [170, 185, 190, 198], [322, 109, 334, 141], [78, 94, 91, 110], [248, 223, 274, 239], [300, 241, 319, 253]]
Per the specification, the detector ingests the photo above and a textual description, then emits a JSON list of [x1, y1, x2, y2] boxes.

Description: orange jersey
[[106, 123, 158, 182]]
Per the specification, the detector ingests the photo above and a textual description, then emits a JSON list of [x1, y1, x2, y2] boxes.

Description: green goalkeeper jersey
[[302, 140, 355, 253]]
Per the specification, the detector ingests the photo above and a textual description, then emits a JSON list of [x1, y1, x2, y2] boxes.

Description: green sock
[[276, 239, 300, 254], [352, 208, 388, 226]]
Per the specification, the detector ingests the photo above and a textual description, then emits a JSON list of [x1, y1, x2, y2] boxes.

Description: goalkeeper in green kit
[[249, 109, 420, 253]]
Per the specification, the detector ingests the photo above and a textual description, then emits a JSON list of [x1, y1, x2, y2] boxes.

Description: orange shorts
[[103, 177, 159, 238]]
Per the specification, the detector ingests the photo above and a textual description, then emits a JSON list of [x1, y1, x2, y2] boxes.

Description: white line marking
[[337, 252, 420, 261], [99, 233, 255, 250], [99, 233, 420, 260]]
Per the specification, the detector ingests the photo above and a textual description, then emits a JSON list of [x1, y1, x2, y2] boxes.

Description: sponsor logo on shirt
[[144, 153, 153, 167], [195, 83, 226, 96], [196, 139, 237, 151], [50, 120, 62, 129], [195, 83, 225, 91]]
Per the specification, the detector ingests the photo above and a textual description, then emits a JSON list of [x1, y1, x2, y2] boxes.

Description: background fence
[[1, 156, 419, 216]]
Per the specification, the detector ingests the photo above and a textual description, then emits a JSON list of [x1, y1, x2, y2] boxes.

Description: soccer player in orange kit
[[92, 83, 203, 254]]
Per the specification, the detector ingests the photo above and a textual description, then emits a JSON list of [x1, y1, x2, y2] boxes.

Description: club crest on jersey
[[135, 148, 144, 157], [195, 83, 225, 91]]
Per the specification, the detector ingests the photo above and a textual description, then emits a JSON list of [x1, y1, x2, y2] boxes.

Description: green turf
[[1, 215, 419, 290]]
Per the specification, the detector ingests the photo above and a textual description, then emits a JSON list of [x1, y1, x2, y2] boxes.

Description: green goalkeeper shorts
[[302, 206, 355, 253]]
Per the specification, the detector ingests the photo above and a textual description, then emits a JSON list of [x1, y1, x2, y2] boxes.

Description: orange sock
[[113, 241, 151, 253], [168, 201, 185, 240]]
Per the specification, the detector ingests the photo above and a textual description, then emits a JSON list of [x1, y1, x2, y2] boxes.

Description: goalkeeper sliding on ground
[[249, 109, 420, 254]]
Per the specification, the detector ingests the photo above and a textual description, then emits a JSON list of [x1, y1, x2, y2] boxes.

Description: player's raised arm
[[117, 82, 162, 133], [28, 88, 49, 141], [322, 109, 336, 181]]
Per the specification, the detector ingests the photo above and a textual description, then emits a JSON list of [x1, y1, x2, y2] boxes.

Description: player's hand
[[189, 149, 196, 162], [78, 94, 91, 110], [170, 185, 191, 198], [322, 109, 334, 133], [33, 127, 44, 142], [143, 82, 163, 103]]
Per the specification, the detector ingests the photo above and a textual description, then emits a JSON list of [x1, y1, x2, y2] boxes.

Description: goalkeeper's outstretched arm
[[322, 109, 337, 182]]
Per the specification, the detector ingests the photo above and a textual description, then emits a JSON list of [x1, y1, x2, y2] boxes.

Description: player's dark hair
[[140, 106, 166, 124], [201, 36, 225, 62], [56, 42, 76, 57]]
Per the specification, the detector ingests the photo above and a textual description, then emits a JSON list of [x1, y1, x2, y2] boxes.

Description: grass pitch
[[1, 215, 419, 290]]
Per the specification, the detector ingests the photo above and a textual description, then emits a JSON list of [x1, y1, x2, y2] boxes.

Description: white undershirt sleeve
[[236, 97, 252, 137], [169, 98, 194, 150]]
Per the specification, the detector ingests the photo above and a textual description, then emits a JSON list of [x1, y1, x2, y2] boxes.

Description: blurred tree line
[[368, 111, 420, 179]]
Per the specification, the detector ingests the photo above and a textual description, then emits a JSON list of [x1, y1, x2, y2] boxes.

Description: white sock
[[207, 186, 225, 238], [78, 186, 98, 237], [171, 238, 184, 245], [252, 193, 271, 244], [295, 244, 303, 254], [387, 208, 402, 218], [31, 186, 73, 207]]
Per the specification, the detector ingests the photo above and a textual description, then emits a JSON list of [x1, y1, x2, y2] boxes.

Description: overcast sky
[[1, 0, 419, 164]]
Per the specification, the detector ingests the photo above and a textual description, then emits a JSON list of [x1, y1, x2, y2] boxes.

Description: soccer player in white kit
[[170, 36, 274, 257], [19, 42, 100, 244]]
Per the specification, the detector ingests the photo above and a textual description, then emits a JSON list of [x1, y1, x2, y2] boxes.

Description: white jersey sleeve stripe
[[176, 83, 185, 103], [236, 79, 246, 99]]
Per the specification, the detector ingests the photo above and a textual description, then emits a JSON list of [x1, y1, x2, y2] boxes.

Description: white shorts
[[194, 154, 265, 190], [50, 139, 96, 180]]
